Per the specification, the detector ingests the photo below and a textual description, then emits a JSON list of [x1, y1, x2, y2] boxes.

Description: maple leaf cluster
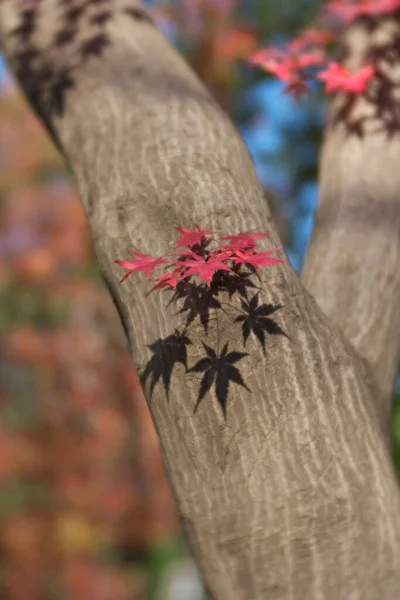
[[115, 225, 284, 292], [250, 0, 400, 99]]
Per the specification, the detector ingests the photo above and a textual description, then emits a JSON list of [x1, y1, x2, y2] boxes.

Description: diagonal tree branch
[[1, 1, 400, 598]]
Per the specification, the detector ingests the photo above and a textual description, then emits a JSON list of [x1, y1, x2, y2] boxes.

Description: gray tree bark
[[1, 1, 400, 598]]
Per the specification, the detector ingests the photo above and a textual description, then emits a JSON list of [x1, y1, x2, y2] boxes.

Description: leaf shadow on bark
[[140, 263, 287, 418], [9, 1, 153, 118]]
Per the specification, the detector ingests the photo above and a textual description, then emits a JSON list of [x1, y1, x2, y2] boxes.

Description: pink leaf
[[148, 269, 182, 294], [318, 61, 375, 94], [221, 230, 271, 251], [115, 252, 166, 282], [232, 248, 285, 270], [250, 45, 325, 86], [174, 224, 214, 248], [179, 253, 234, 287]]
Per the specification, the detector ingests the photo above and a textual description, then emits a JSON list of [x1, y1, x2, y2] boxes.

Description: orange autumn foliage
[[0, 82, 179, 600]]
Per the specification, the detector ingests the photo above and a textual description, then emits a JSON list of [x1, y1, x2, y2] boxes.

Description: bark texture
[[1, 2, 400, 598]]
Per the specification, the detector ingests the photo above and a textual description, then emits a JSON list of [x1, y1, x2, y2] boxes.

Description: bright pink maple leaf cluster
[[250, 26, 338, 98], [318, 61, 375, 93], [249, 0, 399, 97], [250, 43, 326, 99], [115, 225, 284, 292]]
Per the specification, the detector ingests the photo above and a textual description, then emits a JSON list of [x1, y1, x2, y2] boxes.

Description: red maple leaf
[[221, 230, 271, 251], [116, 226, 283, 291], [250, 46, 325, 84], [318, 61, 375, 94], [148, 269, 182, 293], [174, 224, 214, 248], [178, 252, 234, 286], [232, 248, 285, 270], [115, 252, 166, 282], [210, 247, 234, 262]]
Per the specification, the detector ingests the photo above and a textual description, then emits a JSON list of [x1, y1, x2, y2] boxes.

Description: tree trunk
[[1, 2, 400, 598]]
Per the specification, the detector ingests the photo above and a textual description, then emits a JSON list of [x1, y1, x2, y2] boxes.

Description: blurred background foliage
[[1, 1, 400, 599]]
